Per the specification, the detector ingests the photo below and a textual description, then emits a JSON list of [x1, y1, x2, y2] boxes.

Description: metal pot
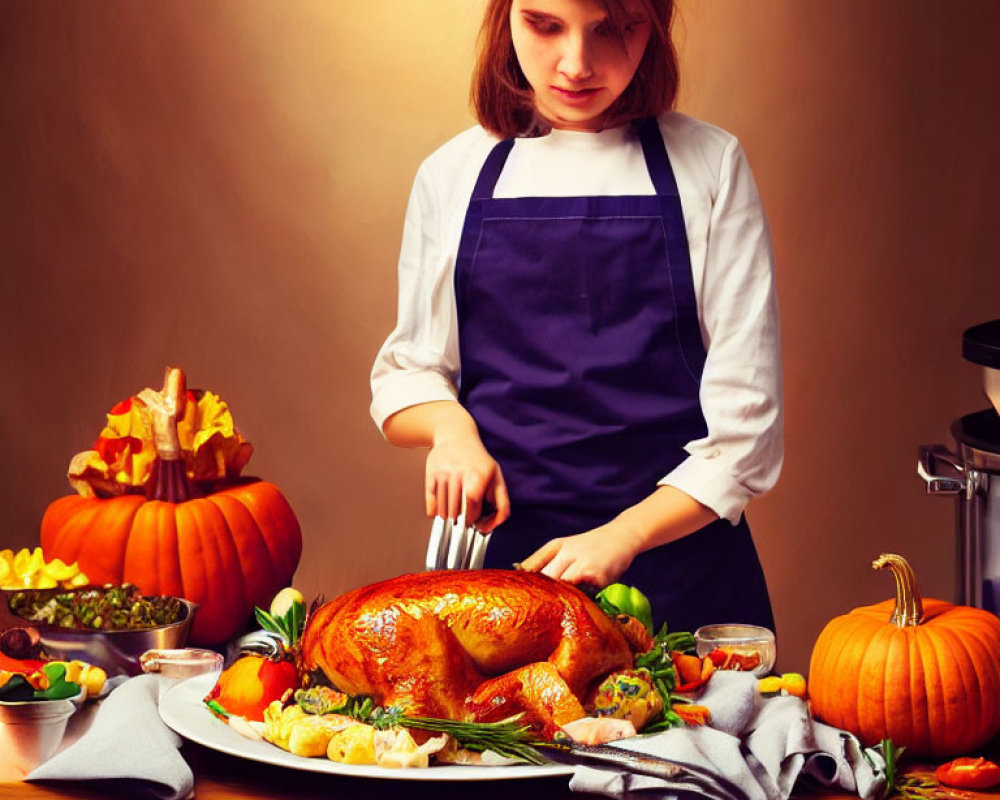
[[918, 320, 1000, 611], [919, 411, 1000, 610]]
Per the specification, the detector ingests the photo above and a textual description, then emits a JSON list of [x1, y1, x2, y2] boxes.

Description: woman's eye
[[526, 17, 562, 35], [595, 19, 645, 37]]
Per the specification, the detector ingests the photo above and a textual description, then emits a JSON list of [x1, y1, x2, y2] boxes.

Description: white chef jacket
[[370, 111, 783, 525]]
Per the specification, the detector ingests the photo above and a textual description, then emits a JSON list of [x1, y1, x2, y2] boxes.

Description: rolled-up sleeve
[[369, 162, 462, 432], [659, 137, 784, 523]]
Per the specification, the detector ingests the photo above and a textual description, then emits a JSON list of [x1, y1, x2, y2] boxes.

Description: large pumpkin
[[808, 553, 1000, 757], [40, 368, 302, 646]]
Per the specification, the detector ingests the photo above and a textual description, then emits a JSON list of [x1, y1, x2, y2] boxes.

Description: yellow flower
[[13, 547, 44, 579], [0, 549, 89, 589], [42, 558, 78, 582]]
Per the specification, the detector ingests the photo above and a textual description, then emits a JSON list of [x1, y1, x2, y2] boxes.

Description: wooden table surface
[[0, 740, 870, 800], [0, 740, 596, 799], [10, 729, 1000, 800], [2, 714, 997, 800]]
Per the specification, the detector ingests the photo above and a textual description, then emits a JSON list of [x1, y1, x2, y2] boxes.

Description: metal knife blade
[[540, 741, 741, 798]]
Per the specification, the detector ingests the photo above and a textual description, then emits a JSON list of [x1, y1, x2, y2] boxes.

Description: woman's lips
[[550, 86, 602, 105]]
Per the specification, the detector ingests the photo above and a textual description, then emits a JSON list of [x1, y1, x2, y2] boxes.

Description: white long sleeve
[[370, 112, 783, 524]]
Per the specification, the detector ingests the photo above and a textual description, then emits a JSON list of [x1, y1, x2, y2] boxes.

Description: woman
[[370, 0, 782, 634]]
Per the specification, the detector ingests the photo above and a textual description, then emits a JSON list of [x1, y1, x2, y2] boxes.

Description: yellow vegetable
[[327, 724, 377, 765], [262, 703, 356, 758], [64, 661, 107, 698], [84, 667, 107, 698], [287, 715, 340, 758], [269, 587, 304, 619], [263, 702, 306, 750], [780, 672, 807, 698], [757, 673, 807, 698], [373, 728, 428, 769]]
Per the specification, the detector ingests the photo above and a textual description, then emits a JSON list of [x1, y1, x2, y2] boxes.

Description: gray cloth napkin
[[26, 674, 194, 800], [569, 671, 886, 800]]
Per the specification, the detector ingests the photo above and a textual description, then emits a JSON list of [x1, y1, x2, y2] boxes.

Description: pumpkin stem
[[142, 367, 194, 502], [872, 553, 924, 627]]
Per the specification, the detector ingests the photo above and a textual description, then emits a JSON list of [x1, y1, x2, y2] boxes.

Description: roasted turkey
[[299, 570, 649, 734]]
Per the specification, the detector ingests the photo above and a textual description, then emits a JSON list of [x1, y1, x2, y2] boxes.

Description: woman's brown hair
[[471, 0, 679, 138]]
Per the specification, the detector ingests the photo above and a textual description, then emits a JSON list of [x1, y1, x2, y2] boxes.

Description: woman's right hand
[[382, 400, 510, 532], [425, 430, 509, 532]]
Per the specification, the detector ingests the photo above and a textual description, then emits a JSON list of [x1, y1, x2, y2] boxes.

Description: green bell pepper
[[596, 583, 654, 634]]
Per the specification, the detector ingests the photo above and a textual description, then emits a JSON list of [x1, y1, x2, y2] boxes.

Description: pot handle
[[917, 445, 966, 494]]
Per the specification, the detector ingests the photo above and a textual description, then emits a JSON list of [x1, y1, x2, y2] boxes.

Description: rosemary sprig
[[294, 688, 547, 765], [401, 715, 547, 765], [343, 696, 406, 730]]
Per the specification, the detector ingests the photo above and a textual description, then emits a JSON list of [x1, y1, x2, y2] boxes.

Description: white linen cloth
[[26, 674, 193, 800], [370, 112, 783, 525], [570, 672, 886, 800]]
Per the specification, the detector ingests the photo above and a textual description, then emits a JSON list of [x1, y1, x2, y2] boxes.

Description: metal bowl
[[0, 696, 77, 776], [3, 593, 199, 677]]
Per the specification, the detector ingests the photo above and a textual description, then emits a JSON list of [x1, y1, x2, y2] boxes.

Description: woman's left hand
[[519, 522, 641, 588]]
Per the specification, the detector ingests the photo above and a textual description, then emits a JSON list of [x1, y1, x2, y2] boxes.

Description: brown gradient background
[[2, 1, 999, 672]]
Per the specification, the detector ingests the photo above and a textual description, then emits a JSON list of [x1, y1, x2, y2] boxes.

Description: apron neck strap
[[471, 139, 515, 201], [635, 117, 680, 199]]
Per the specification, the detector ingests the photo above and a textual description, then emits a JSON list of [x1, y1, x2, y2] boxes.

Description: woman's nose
[[558, 33, 594, 81]]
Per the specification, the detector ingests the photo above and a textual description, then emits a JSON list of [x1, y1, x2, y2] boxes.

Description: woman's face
[[510, 0, 651, 131]]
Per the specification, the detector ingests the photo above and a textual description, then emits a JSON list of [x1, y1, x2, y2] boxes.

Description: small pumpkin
[[40, 368, 302, 646], [808, 553, 1000, 757]]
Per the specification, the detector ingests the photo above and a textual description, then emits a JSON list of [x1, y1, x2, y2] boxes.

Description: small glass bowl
[[140, 648, 223, 681], [694, 623, 776, 677]]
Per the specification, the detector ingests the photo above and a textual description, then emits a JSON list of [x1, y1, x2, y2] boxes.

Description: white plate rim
[[158, 673, 574, 782]]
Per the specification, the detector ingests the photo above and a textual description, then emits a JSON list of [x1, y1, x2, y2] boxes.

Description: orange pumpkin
[[40, 368, 302, 646], [808, 553, 1000, 757]]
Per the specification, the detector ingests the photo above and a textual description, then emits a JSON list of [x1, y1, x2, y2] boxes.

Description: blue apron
[[455, 118, 774, 635]]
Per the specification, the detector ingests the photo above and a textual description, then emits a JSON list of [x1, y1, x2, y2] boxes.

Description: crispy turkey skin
[[299, 570, 637, 734]]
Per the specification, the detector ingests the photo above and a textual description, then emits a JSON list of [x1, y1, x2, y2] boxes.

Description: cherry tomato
[[935, 757, 1000, 790]]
